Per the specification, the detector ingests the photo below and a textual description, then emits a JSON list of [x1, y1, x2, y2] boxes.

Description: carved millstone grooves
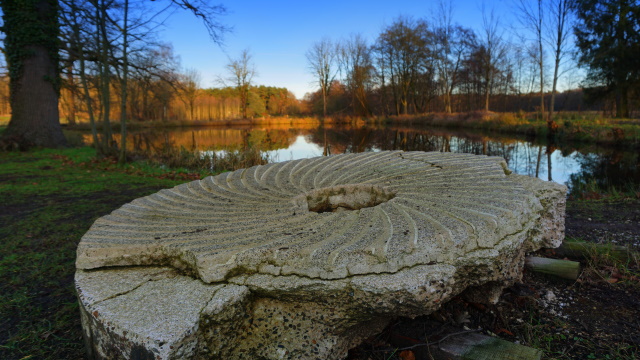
[[75, 151, 567, 359]]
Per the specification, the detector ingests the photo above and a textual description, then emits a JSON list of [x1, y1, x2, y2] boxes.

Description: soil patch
[[566, 200, 640, 249]]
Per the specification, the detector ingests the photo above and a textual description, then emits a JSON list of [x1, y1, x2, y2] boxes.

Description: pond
[[86, 123, 640, 196]]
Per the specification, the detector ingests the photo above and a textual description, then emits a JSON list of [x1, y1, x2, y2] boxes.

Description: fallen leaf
[[496, 328, 514, 336], [399, 350, 415, 360]]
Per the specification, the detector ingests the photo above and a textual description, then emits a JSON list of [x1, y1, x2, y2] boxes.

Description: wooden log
[[554, 241, 637, 263], [430, 331, 542, 360], [525, 256, 581, 280]]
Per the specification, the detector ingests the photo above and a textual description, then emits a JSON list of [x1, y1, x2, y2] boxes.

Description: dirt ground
[[348, 199, 640, 360]]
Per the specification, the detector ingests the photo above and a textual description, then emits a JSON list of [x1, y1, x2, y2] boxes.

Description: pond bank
[[376, 112, 640, 148], [0, 148, 638, 359], [64, 111, 640, 148]]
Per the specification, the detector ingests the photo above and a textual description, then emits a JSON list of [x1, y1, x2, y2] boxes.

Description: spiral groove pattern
[[76, 151, 540, 283]]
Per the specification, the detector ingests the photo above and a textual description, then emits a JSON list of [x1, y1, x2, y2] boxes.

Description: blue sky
[[158, 0, 513, 98]]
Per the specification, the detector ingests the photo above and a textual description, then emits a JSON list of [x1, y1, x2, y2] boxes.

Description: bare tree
[[306, 38, 340, 117], [480, 7, 508, 111], [374, 16, 432, 115], [178, 68, 202, 121], [117, 0, 129, 163], [225, 49, 256, 119], [514, 0, 545, 115], [545, 0, 574, 130], [339, 34, 374, 116], [432, 0, 476, 113], [0, 0, 228, 150], [169, 0, 230, 45]]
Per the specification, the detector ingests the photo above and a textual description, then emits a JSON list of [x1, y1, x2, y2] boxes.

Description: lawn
[[0, 148, 188, 359]]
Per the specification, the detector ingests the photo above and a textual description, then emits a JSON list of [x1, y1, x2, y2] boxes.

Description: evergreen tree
[[574, 0, 640, 118]]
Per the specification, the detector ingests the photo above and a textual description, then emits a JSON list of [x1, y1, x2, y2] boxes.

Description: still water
[[110, 124, 640, 194]]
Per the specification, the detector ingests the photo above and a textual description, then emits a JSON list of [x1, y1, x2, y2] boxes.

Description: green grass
[[0, 147, 187, 360], [568, 177, 640, 201]]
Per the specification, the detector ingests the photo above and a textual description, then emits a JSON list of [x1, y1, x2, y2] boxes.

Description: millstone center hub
[[301, 184, 396, 213]]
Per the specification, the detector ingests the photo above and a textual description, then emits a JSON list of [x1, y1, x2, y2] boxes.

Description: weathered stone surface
[[75, 151, 567, 359]]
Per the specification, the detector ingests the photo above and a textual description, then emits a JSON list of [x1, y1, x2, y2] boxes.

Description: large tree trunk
[[0, 0, 66, 148], [2, 45, 67, 148]]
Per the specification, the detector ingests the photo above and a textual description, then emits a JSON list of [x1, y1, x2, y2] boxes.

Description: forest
[[0, 0, 638, 151]]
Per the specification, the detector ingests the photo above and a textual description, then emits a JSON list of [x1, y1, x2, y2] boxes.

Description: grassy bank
[[0, 148, 195, 359], [62, 111, 640, 148], [64, 116, 326, 132]]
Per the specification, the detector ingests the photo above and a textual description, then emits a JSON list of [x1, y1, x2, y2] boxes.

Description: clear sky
[[157, 0, 515, 99]]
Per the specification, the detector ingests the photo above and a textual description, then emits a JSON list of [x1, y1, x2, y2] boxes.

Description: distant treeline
[[1, 0, 636, 126], [0, 74, 626, 124], [304, 83, 615, 117]]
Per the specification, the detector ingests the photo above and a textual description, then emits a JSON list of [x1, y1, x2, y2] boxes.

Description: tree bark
[[0, 0, 67, 148], [3, 46, 67, 148]]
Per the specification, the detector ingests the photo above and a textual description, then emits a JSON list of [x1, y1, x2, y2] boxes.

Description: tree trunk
[[547, 52, 560, 137], [71, 0, 99, 150], [444, 89, 452, 114], [484, 82, 491, 112], [537, 0, 544, 116], [322, 87, 327, 118], [2, 46, 67, 148], [118, 0, 129, 164], [65, 64, 77, 125], [98, 0, 113, 155], [0, 0, 67, 148], [549, 54, 560, 127], [538, 40, 544, 115], [615, 85, 629, 118]]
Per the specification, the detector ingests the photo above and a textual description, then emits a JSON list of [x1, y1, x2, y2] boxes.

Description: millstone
[[75, 151, 566, 359]]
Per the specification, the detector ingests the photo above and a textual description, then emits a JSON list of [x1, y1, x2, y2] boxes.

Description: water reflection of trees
[[308, 126, 639, 191], [566, 150, 640, 195], [308, 127, 551, 179], [120, 128, 299, 153], [84, 124, 638, 194]]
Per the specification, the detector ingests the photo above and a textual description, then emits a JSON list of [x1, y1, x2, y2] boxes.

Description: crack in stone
[[91, 279, 150, 306], [89, 268, 177, 306], [199, 286, 223, 316]]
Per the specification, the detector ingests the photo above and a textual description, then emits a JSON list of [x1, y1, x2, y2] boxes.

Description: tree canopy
[[574, 0, 640, 118]]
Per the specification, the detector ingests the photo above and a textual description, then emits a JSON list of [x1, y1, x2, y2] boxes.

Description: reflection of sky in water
[[507, 148, 582, 186], [261, 135, 582, 187], [264, 135, 325, 162], [88, 126, 635, 192], [197, 129, 631, 191]]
